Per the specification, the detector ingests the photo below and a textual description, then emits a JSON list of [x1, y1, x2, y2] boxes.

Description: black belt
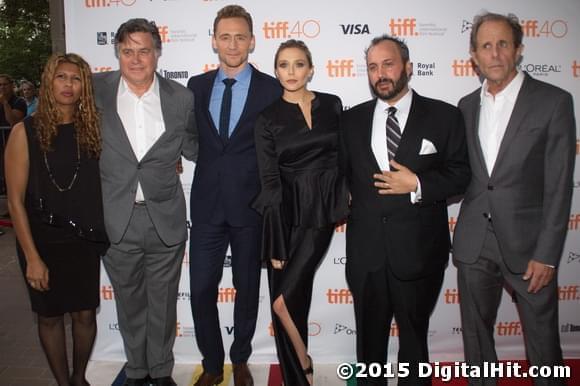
[[134, 201, 146, 206]]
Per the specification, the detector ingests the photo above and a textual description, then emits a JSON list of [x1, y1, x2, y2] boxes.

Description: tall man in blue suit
[[187, 5, 281, 386]]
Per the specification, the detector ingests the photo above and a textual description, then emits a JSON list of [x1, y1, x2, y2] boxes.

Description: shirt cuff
[[410, 176, 422, 204]]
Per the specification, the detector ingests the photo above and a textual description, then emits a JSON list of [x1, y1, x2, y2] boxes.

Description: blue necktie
[[219, 78, 236, 142]]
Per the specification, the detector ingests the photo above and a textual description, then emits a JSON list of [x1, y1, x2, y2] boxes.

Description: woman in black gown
[[252, 40, 349, 385], [5, 53, 107, 386]]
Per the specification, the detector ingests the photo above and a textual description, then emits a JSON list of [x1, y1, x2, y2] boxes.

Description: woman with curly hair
[[4, 53, 107, 386]]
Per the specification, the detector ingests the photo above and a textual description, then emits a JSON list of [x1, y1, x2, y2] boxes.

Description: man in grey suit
[[453, 12, 575, 386], [93, 18, 198, 386]]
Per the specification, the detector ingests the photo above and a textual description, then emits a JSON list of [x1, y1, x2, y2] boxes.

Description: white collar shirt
[[371, 89, 419, 202], [478, 71, 525, 175], [117, 75, 166, 201]]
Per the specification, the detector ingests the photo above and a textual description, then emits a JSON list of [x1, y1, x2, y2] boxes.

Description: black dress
[[252, 92, 349, 385], [17, 117, 107, 317]]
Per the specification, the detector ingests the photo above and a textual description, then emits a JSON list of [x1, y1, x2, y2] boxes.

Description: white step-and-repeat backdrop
[[64, 0, 580, 364]]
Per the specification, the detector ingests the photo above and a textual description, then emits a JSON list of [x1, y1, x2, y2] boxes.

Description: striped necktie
[[386, 106, 401, 161]]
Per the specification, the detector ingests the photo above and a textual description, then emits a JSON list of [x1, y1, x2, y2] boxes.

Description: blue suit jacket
[[187, 65, 282, 226]]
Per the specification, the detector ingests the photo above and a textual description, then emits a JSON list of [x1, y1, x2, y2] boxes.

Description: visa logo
[[340, 24, 370, 34]]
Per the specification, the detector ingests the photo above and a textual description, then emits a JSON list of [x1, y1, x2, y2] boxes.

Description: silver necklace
[[43, 129, 81, 192]]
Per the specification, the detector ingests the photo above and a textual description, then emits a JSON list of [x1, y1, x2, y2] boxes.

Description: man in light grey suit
[[93, 18, 197, 386], [453, 12, 575, 386]]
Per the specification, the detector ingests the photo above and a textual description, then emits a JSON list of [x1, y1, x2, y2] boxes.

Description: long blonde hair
[[35, 53, 101, 157]]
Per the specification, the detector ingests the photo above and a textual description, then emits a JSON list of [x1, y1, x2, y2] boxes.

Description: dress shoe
[[151, 376, 177, 386], [194, 371, 224, 386], [122, 378, 149, 386], [233, 363, 254, 386]]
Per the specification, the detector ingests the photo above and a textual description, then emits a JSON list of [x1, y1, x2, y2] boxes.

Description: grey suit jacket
[[93, 71, 198, 246], [453, 73, 576, 272]]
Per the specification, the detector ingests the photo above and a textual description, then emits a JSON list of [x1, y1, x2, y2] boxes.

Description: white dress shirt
[[478, 71, 525, 175], [371, 89, 421, 202], [117, 76, 166, 202]]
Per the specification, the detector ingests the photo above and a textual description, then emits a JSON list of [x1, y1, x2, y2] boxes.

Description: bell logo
[[452, 59, 477, 77], [558, 285, 580, 301], [569, 214, 580, 230], [443, 288, 460, 304], [326, 288, 353, 304], [326, 59, 355, 78], [389, 18, 418, 37], [496, 321, 522, 336], [573, 61, 580, 78]]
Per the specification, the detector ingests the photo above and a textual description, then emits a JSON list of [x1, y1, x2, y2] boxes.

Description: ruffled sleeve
[[251, 112, 289, 261]]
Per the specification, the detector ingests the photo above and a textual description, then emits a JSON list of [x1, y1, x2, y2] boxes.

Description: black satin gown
[[252, 92, 349, 385]]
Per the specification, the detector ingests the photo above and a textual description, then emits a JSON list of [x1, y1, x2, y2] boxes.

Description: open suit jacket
[[187, 66, 282, 226], [341, 91, 471, 285], [93, 71, 198, 246], [453, 73, 575, 272]]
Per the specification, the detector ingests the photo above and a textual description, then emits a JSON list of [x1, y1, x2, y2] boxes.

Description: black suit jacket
[[187, 65, 282, 227], [341, 91, 470, 282]]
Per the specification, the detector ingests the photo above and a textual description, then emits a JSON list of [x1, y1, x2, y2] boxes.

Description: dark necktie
[[386, 106, 401, 161], [219, 78, 236, 142]]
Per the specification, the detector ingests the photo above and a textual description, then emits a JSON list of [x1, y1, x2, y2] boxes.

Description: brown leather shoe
[[233, 363, 254, 386], [194, 371, 224, 386]]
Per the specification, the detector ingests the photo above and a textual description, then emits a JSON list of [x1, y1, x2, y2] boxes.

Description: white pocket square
[[419, 139, 437, 155]]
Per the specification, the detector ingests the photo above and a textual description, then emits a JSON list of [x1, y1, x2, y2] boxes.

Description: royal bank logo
[[415, 62, 436, 77]]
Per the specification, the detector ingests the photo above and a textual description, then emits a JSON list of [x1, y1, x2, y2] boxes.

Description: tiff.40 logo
[[262, 20, 320, 39]]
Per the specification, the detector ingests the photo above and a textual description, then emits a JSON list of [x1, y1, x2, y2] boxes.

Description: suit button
[[482, 212, 492, 221], [381, 217, 388, 223], [487, 184, 494, 190]]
